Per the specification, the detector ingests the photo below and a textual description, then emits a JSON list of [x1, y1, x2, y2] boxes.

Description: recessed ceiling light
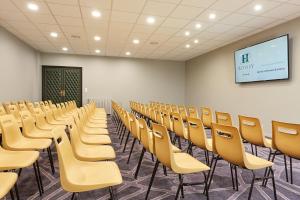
[[184, 31, 190, 36], [94, 36, 101, 41], [133, 39, 140, 44], [95, 49, 101, 53], [194, 39, 199, 44], [27, 3, 39, 11], [185, 44, 191, 48], [125, 51, 131, 56], [195, 23, 202, 29], [254, 4, 263, 11], [50, 32, 58, 38], [146, 16, 156, 24], [91, 10, 101, 18], [62, 47, 68, 51], [209, 13, 216, 20]]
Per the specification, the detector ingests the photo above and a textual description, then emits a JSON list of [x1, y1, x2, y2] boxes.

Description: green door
[[42, 66, 82, 106]]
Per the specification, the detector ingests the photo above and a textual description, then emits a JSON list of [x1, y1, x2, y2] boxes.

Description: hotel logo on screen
[[241, 53, 249, 63]]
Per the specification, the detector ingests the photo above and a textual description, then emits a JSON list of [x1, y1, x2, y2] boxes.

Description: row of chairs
[[0, 100, 123, 199], [147, 101, 300, 185], [111, 101, 289, 199]]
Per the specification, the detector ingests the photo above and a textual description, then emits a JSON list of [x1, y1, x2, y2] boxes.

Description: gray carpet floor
[[5, 116, 300, 200]]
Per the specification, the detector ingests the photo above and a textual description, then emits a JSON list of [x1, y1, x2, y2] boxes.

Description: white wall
[[41, 53, 185, 108], [185, 17, 300, 136], [0, 27, 40, 102]]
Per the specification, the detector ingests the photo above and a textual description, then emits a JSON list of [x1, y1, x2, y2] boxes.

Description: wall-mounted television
[[235, 34, 289, 83]]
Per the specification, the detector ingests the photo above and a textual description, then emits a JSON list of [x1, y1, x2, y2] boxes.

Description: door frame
[[42, 65, 83, 106]]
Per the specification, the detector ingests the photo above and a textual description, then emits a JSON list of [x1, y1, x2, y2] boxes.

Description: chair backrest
[[272, 121, 300, 159], [238, 115, 265, 146], [26, 102, 35, 113], [138, 118, 152, 152], [171, 105, 178, 113], [216, 111, 232, 126], [7, 105, 21, 121], [52, 127, 78, 189], [212, 123, 245, 167], [0, 105, 6, 116], [128, 113, 139, 139], [152, 123, 172, 168], [201, 107, 212, 128], [187, 117, 208, 150], [20, 110, 36, 136], [18, 103, 28, 111], [172, 112, 186, 138], [178, 106, 187, 120], [0, 114, 24, 148], [155, 110, 163, 125], [162, 112, 173, 131], [188, 107, 198, 118]]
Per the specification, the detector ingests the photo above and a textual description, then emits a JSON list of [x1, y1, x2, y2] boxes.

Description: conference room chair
[[33, 108, 65, 132], [52, 128, 122, 199], [0, 114, 53, 182], [78, 108, 107, 129], [72, 108, 108, 135], [215, 111, 233, 126], [201, 107, 213, 129], [26, 102, 36, 113], [84, 104, 107, 121], [72, 114, 111, 145], [119, 111, 132, 151], [0, 145, 42, 196], [68, 123, 115, 161], [172, 112, 189, 149], [187, 117, 213, 165], [145, 123, 210, 200], [126, 113, 140, 164], [45, 108, 69, 127], [82, 106, 107, 123], [263, 121, 300, 185], [155, 109, 163, 125], [188, 106, 199, 118], [209, 123, 277, 199], [171, 104, 179, 113], [7, 105, 22, 126], [0, 172, 19, 200], [178, 105, 188, 121]]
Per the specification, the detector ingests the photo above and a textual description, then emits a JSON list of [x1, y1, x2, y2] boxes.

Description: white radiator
[[88, 98, 112, 114]]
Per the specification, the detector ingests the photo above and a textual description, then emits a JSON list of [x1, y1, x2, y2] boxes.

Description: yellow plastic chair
[[216, 111, 233, 126], [209, 123, 277, 199], [78, 108, 107, 129], [0, 172, 19, 199], [172, 112, 188, 149], [52, 128, 122, 199], [134, 118, 181, 179], [162, 112, 173, 132], [187, 117, 213, 165], [266, 121, 300, 185], [73, 112, 108, 135], [188, 106, 198, 118], [145, 123, 210, 200], [45, 109, 69, 126], [0, 146, 42, 196], [68, 124, 115, 161], [201, 107, 213, 129], [33, 108, 64, 131], [126, 113, 140, 164], [178, 105, 188, 121]]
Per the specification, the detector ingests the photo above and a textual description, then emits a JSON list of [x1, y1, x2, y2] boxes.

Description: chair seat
[[86, 122, 107, 129], [80, 134, 111, 145], [264, 138, 272, 148], [25, 128, 53, 139], [82, 127, 109, 135], [63, 161, 122, 193], [0, 149, 39, 170], [88, 119, 107, 124], [172, 145, 181, 153], [0, 172, 18, 199], [244, 152, 273, 170], [37, 124, 65, 131], [74, 144, 116, 161], [172, 153, 210, 174], [206, 138, 213, 152], [91, 115, 107, 120], [6, 137, 52, 151]]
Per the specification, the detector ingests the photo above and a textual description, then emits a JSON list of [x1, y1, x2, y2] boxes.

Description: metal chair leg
[[127, 138, 137, 164], [71, 193, 76, 200], [122, 131, 131, 152], [134, 148, 145, 179], [203, 172, 209, 199], [284, 155, 289, 182], [263, 150, 276, 186], [163, 166, 168, 176], [47, 147, 55, 174], [175, 174, 183, 200], [230, 164, 235, 190], [109, 186, 115, 200], [15, 183, 20, 200], [234, 165, 239, 191], [290, 157, 293, 184], [36, 160, 44, 193], [207, 155, 218, 190], [269, 167, 278, 200], [33, 163, 42, 196], [248, 171, 255, 200], [10, 189, 15, 200], [145, 160, 160, 200]]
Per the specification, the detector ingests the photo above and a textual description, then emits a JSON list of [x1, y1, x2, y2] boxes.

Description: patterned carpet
[[5, 116, 300, 200]]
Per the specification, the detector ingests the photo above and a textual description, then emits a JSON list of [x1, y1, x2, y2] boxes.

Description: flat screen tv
[[235, 34, 289, 83]]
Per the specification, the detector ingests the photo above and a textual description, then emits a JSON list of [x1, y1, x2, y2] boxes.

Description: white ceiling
[[0, 0, 300, 61]]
